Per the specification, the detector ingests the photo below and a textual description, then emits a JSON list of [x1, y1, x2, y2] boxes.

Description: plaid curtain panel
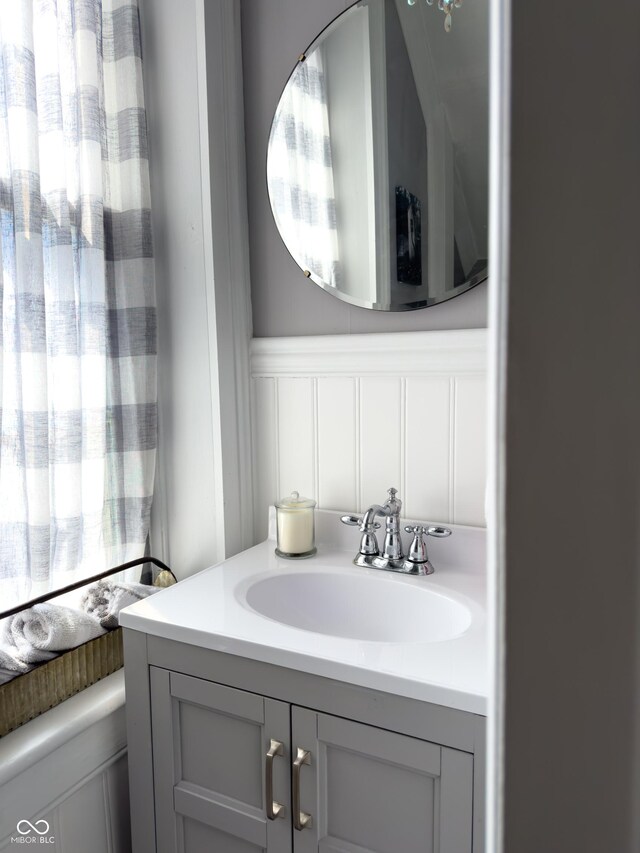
[[0, 0, 156, 608], [268, 47, 341, 289]]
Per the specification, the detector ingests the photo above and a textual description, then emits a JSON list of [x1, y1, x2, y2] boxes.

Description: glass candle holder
[[275, 492, 317, 559]]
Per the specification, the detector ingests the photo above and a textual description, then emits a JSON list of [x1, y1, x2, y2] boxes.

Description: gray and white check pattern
[[0, 0, 156, 608], [268, 47, 341, 288]]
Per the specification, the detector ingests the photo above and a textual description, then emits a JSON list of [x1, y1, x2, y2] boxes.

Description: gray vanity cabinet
[[123, 631, 484, 853], [144, 664, 474, 853]]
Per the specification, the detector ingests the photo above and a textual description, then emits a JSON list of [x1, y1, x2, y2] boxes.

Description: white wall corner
[[143, 0, 254, 575]]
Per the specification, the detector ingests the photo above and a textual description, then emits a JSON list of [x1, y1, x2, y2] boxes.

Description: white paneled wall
[[33, 755, 130, 853], [251, 330, 487, 541], [0, 673, 129, 853]]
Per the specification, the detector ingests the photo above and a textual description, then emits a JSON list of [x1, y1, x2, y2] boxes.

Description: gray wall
[[497, 1, 640, 850], [241, 0, 487, 337]]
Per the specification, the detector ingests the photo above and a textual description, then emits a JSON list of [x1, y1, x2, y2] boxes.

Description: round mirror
[[267, 0, 488, 311]]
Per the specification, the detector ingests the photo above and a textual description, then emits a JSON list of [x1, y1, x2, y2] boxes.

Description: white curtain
[[0, 0, 156, 609]]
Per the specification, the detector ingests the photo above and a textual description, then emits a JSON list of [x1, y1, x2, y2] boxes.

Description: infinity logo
[[16, 820, 50, 836]]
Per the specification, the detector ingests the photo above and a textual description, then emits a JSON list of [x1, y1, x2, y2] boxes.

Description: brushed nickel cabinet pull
[[293, 747, 313, 831], [265, 739, 285, 820]]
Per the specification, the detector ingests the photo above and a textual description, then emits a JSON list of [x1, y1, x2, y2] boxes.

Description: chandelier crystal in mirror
[[267, 0, 488, 312], [408, 0, 464, 34]]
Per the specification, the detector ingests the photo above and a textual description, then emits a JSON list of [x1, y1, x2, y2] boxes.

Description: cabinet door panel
[[178, 694, 263, 805], [150, 667, 291, 853], [324, 746, 436, 852], [292, 707, 473, 853], [182, 817, 265, 853]]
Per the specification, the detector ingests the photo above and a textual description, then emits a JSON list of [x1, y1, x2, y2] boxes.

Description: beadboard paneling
[[277, 378, 316, 501], [405, 376, 452, 522], [317, 377, 358, 512], [453, 376, 488, 526], [251, 330, 487, 541], [0, 673, 129, 853], [359, 376, 402, 507]]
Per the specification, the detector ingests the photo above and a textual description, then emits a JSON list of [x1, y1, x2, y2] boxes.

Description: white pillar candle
[[275, 492, 317, 558]]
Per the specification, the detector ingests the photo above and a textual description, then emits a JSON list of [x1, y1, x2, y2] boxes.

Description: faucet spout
[[360, 504, 389, 530]]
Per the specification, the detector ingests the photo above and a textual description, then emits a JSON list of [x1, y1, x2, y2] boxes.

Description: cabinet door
[[150, 667, 291, 853], [291, 707, 473, 853]]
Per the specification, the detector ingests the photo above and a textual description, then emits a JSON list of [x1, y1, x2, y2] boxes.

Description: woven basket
[[0, 627, 123, 738], [0, 556, 174, 739]]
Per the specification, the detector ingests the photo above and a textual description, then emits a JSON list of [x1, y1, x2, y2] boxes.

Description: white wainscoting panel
[[359, 376, 402, 505], [405, 376, 452, 523], [251, 330, 487, 541], [277, 378, 316, 502], [317, 377, 358, 512], [0, 672, 130, 853], [454, 376, 488, 526]]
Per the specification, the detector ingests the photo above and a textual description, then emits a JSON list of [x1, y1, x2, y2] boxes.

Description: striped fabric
[[0, 0, 156, 608], [268, 47, 341, 289]]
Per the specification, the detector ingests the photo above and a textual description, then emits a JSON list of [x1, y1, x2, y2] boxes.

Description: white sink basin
[[244, 571, 472, 643]]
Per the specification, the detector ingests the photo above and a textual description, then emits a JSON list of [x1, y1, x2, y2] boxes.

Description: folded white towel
[[1, 603, 106, 665], [82, 580, 158, 629], [0, 644, 32, 685]]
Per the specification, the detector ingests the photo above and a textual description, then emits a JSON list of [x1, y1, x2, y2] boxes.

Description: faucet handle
[[426, 526, 452, 538], [403, 525, 450, 567], [341, 515, 380, 558], [405, 524, 451, 575], [403, 525, 430, 564], [341, 515, 380, 530], [403, 525, 452, 538]]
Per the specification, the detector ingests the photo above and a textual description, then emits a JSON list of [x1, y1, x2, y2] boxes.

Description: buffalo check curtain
[[0, 0, 156, 608]]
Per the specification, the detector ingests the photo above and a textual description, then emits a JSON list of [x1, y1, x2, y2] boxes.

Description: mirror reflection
[[267, 0, 488, 311]]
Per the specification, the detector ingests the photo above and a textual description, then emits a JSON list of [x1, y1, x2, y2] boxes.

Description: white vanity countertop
[[120, 509, 487, 715]]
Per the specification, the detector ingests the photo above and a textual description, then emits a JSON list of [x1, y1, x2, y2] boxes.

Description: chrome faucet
[[341, 487, 451, 575]]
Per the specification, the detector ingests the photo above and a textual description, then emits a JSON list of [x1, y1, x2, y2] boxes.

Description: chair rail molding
[[251, 328, 487, 377]]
